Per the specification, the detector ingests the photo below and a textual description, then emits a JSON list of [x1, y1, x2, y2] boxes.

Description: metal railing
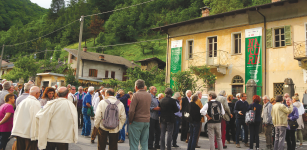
[[293, 41, 307, 60], [187, 50, 229, 67]]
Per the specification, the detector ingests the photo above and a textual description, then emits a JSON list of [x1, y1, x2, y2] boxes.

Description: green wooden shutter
[[284, 25, 291, 46], [266, 28, 272, 48]]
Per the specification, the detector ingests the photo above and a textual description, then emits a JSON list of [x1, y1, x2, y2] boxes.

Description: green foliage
[[52, 45, 62, 61], [64, 68, 80, 87], [190, 66, 216, 87], [2, 56, 42, 81], [171, 71, 198, 96]]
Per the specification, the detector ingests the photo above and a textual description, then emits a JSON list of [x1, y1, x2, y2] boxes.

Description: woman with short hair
[[0, 93, 15, 150], [248, 95, 262, 150]]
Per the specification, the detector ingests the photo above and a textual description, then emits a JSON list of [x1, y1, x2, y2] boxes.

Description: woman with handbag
[[285, 97, 299, 150], [247, 95, 262, 150]]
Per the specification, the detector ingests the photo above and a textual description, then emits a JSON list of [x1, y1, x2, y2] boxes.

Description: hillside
[[0, 0, 47, 31]]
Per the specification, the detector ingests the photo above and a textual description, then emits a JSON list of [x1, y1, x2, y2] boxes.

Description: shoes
[[223, 145, 227, 148], [226, 141, 230, 144], [126, 132, 128, 136], [172, 145, 179, 147], [236, 144, 241, 148], [185, 139, 189, 143], [91, 140, 94, 143], [244, 143, 250, 147], [118, 140, 124, 143], [84, 135, 91, 138], [195, 145, 200, 148], [155, 145, 160, 149]]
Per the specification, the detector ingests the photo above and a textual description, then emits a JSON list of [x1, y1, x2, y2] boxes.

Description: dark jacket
[[234, 100, 249, 120], [159, 96, 179, 123], [116, 93, 130, 114], [181, 97, 190, 119], [189, 102, 202, 123], [248, 102, 262, 122]]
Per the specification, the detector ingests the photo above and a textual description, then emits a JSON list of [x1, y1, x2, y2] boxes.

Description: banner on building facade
[[170, 40, 182, 88], [245, 27, 262, 96]]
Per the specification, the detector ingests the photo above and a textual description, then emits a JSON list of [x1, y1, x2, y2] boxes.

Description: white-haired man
[[172, 92, 182, 147], [68, 86, 77, 106], [12, 86, 41, 150], [148, 86, 161, 149], [158, 93, 164, 101], [181, 90, 192, 142], [82, 86, 94, 137], [262, 95, 273, 150], [36, 87, 78, 150], [16, 83, 33, 107], [0, 81, 12, 106]]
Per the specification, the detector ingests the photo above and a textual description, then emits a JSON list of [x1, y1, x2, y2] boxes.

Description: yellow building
[[152, 0, 307, 101]]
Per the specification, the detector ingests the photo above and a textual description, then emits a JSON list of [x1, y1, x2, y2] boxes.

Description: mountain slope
[[0, 0, 47, 31]]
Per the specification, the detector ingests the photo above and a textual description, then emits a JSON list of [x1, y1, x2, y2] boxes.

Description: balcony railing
[[293, 41, 307, 60], [187, 50, 229, 67]]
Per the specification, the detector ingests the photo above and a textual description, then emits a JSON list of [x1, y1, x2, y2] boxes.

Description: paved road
[[6, 127, 307, 150]]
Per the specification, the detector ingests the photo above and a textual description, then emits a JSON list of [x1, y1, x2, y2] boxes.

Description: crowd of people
[[0, 78, 305, 150]]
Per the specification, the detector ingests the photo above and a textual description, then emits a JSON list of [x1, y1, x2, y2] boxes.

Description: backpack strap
[[114, 100, 120, 105], [105, 99, 111, 104]]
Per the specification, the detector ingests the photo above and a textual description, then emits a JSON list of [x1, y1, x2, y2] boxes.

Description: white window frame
[[185, 39, 194, 60], [273, 26, 286, 48], [206, 36, 218, 58], [231, 32, 242, 55]]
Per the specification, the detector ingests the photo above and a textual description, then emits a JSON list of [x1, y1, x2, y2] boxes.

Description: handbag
[[87, 106, 95, 117], [288, 120, 299, 130]]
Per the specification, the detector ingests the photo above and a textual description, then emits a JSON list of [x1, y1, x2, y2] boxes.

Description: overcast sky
[[30, 0, 52, 9]]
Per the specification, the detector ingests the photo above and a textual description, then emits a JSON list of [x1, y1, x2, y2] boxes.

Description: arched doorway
[[231, 75, 244, 96]]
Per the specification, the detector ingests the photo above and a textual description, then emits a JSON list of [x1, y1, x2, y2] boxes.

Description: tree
[[2, 56, 42, 81], [203, 0, 244, 15], [88, 11, 104, 46], [52, 45, 62, 62], [65, 67, 80, 87], [171, 71, 198, 96], [190, 65, 216, 88]]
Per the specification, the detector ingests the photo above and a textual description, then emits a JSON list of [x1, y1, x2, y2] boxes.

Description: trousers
[[91, 127, 98, 141], [0, 132, 11, 150], [77, 107, 83, 128], [128, 121, 149, 150], [273, 126, 287, 150], [215, 119, 226, 148], [148, 118, 160, 148], [249, 121, 260, 149], [82, 107, 91, 136], [16, 136, 38, 150], [226, 118, 236, 142], [45, 142, 68, 150], [208, 123, 223, 150], [187, 122, 200, 150], [286, 129, 296, 150], [160, 122, 174, 150], [172, 117, 181, 146], [98, 128, 118, 150], [235, 119, 248, 144], [264, 124, 273, 148]]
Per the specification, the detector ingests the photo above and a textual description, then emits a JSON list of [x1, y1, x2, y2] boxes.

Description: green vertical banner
[[170, 40, 182, 88], [245, 27, 262, 96]]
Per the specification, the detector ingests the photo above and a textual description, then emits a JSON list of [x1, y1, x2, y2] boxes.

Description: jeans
[[81, 107, 91, 136], [236, 119, 248, 144], [98, 128, 118, 150], [148, 118, 160, 148], [274, 126, 287, 150], [128, 121, 149, 150], [264, 124, 273, 148], [0, 132, 11, 150], [249, 121, 260, 149], [172, 117, 181, 146], [187, 122, 200, 150], [118, 122, 126, 141], [160, 122, 174, 150], [286, 129, 296, 150], [77, 107, 83, 128], [226, 118, 236, 142]]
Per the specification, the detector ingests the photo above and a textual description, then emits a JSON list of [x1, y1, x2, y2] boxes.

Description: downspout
[[166, 32, 170, 84], [256, 7, 266, 95]]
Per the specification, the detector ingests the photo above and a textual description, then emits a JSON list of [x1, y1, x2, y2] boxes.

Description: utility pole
[[76, 16, 84, 80], [0, 45, 4, 76]]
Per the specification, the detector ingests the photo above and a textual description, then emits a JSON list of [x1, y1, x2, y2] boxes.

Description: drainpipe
[[166, 32, 170, 84], [256, 7, 267, 95]]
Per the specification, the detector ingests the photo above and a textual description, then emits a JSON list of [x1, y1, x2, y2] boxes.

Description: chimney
[[99, 55, 104, 60], [131, 60, 134, 64], [200, 6, 211, 17], [83, 46, 87, 52]]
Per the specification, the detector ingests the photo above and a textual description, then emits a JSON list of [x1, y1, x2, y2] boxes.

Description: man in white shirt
[[93, 86, 104, 102], [91, 88, 106, 143], [35, 87, 78, 150], [12, 86, 41, 150], [94, 88, 126, 150], [68, 86, 77, 106], [200, 91, 225, 150]]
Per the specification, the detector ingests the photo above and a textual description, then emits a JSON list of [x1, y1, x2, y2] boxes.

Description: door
[[208, 37, 217, 66]]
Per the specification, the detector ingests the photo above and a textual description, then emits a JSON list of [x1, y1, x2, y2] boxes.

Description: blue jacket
[[234, 100, 249, 120], [116, 93, 130, 115], [287, 106, 299, 130], [83, 93, 92, 109], [248, 102, 262, 122]]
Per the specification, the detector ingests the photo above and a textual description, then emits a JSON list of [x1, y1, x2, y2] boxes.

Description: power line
[[87, 38, 166, 49], [84, 0, 155, 18], [7, 50, 62, 61], [5, 19, 79, 47]]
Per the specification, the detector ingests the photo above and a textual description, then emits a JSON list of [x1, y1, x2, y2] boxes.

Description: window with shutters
[[105, 70, 109, 78], [186, 40, 194, 59], [89, 69, 97, 77], [268, 25, 291, 48], [274, 28, 285, 47], [111, 71, 115, 79], [232, 33, 241, 54], [208, 37, 217, 57]]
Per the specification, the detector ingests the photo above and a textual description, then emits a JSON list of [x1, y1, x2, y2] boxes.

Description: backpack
[[102, 99, 120, 129], [245, 104, 256, 124], [208, 101, 222, 122]]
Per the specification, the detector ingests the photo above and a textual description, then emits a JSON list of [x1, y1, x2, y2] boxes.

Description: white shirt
[[67, 93, 77, 104], [200, 99, 225, 116], [93, 95, 105, 114]]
